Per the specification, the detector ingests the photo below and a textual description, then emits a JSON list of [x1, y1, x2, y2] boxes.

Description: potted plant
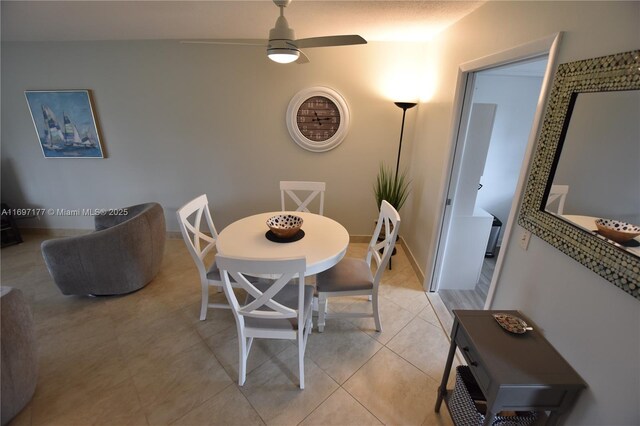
[[373, 163, 411, 212]]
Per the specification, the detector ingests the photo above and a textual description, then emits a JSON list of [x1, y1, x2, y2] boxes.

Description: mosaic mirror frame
[[518, 49, 640, 301]]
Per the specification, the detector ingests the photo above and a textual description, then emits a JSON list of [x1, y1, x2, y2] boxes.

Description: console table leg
[[435, 338, 457, 412], [483, 410, 495, 426]]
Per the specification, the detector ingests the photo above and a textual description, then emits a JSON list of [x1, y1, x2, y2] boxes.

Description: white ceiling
[[1, 1, 485, 43]]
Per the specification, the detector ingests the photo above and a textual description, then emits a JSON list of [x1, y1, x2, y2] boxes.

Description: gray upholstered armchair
[[41, 202, 166, 296], [1, 287, 37, 426]]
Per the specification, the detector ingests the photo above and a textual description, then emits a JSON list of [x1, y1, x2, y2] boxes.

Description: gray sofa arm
[[42, 203, 165, 296]]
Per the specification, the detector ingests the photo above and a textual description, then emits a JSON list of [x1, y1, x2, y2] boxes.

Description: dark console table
[[435, 310, 586, 425]]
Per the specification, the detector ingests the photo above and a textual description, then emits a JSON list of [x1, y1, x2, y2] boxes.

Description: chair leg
[[238, 335, 248, 386], [317, 294, 327, 333], [372, 292, 382, 332], [306, 314, 313, 335], [298, 331, 305, 389], [200, 283, 209, 321]]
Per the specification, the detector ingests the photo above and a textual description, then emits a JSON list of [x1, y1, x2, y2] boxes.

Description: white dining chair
[[316, 200, 400, 333], [280, 181, 326, 215], [216, 255, 313, 389], [546, 184, 569, 215], [177, 194, 239, 320]]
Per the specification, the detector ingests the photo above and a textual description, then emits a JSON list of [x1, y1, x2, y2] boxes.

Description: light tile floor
[[2, 233, 457, 426]]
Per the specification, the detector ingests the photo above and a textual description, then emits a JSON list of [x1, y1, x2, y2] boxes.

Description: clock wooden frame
[[286, 86, 350, 152]]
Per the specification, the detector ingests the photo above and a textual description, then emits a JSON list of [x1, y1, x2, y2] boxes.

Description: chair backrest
[[216, 255, 307, 332], [176, 194, 218, 278], [367, 200, 401, 286], [280, 181, 326, 215], [546, 184, 569, 215]]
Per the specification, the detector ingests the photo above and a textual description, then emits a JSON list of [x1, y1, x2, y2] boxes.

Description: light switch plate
[[519, 230, 531, 250]]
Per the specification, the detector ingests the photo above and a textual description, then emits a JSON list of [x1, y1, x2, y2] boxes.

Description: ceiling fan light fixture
[[267, 48, 300, 63], [181, 0, 366, 65]]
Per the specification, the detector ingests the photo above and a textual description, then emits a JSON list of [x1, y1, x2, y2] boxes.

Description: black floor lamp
[[393, 102, 418, 182], [384, 101, 416, 270]]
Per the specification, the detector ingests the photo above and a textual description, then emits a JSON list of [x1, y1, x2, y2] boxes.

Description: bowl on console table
[[595, 218, 640, 244]]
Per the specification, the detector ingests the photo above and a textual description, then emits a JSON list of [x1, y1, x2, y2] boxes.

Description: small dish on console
[[493, 313, 533, 334]]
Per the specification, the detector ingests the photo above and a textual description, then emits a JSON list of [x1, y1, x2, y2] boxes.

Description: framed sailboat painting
[[25, 90, 104, 158]]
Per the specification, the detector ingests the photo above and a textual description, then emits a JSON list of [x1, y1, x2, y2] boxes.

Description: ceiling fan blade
[[295, 50, 310, 64], [296, 35, 366, 49], [180, 39, 268, 47]]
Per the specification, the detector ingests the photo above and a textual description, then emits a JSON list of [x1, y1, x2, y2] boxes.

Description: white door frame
[[427, 33, 564, 308]]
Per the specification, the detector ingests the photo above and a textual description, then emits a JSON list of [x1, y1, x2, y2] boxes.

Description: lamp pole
[[393, 102, 418, 182]]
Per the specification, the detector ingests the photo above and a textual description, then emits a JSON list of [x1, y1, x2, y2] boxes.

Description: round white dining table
[[216, 211, 349, 276]]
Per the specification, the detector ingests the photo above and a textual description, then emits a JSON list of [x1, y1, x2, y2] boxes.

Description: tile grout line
[[11, 237, 452, 426], [185, 312, 270, 426]]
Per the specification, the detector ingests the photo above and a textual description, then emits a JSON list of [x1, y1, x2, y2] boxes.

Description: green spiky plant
[[373, 163, 411, 212]]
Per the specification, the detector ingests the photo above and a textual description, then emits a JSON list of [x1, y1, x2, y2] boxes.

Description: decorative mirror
[[518, 49, 640, 301]]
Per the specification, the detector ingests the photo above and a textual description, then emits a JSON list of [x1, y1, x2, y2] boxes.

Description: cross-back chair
[[280, 181, 326, 215], [316, 200, 401, 333], [546, 184, 569, 215], [177, 194, 236, 320], [216, 255, 313, 389]]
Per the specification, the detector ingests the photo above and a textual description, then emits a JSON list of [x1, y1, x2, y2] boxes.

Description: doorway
[[431, 53, 553, 313]]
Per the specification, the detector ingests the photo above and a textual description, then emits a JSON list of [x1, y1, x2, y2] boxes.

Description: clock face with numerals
[[296, 96, 341, 142], [286, 87, 350, 152]]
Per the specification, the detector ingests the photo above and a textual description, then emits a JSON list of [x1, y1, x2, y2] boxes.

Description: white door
[[429, 54, 553, 298], [435, 103, 497, 290]]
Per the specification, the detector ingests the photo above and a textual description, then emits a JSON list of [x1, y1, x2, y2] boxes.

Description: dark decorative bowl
[[266, 214, 303, 238]]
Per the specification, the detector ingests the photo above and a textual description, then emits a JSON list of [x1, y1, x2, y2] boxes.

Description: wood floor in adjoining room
[[438, 250, 498, 314], [1, 232, 458, 426]]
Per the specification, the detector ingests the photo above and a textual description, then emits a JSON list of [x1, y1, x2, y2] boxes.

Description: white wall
[[473, 74, 543, 245], [401, 1, 640, 424], [1, 41, 419, 234]]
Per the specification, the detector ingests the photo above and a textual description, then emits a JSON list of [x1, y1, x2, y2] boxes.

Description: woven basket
[[449, 366, 538, 426]]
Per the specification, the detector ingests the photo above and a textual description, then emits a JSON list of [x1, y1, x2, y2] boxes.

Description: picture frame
[[24, 90, 104, 158], [518, 50, 640, 300]]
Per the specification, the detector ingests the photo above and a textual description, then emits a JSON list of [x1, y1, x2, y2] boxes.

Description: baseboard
[[349, 235, 371, 243], [166, 231, 182, 239], [22, 227, 183, 240], [20, 227, 425, 288], [21, 228, 92, 237], [398, 236, 426, 286]]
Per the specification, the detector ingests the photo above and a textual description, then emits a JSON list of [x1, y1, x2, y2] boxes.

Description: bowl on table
[[266, 214, 303, 238], [595, 218, 640, 244]]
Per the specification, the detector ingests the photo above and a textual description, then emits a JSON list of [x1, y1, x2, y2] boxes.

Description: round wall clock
[[286, 86, 350, 152]]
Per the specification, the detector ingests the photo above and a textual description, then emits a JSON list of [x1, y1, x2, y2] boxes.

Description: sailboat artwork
[[25, 90, 104, 158]]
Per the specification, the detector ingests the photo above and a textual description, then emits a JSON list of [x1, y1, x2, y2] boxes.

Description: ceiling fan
[[181, 0, 367, 64]]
